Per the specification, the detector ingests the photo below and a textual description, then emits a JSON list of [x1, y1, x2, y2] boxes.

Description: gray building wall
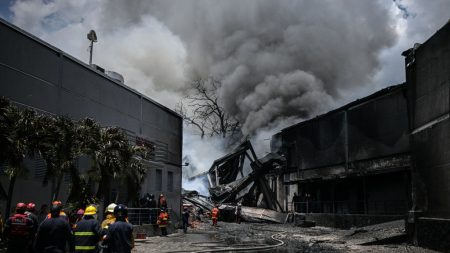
[[0, 18, 182, 217]]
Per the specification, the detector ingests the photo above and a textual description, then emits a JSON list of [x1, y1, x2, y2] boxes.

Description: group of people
[[3, 201, 133, 253]]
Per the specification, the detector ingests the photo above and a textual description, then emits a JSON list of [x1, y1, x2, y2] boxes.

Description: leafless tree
[[176, 78, 240, 139]]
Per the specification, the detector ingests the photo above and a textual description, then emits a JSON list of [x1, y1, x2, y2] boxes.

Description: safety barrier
[[127, 208, 172, 225]]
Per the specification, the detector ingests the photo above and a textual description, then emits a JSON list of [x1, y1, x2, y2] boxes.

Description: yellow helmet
[[106, 203, 117, 213], [84, 205, 97, 216]]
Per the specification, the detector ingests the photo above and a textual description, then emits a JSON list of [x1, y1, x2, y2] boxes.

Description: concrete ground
[[134, 220, 441, 253]]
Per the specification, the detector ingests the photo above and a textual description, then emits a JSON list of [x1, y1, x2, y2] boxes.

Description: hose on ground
[[164, 231, 286, 253]]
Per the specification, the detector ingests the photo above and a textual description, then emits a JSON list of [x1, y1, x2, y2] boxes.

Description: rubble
[[183, 140, 288, 224]]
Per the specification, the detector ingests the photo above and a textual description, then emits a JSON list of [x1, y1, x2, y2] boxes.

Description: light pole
[[87, 30, 97, 65]]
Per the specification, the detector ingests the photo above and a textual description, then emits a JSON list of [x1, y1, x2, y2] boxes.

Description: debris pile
[[183, 141, 288, 223]]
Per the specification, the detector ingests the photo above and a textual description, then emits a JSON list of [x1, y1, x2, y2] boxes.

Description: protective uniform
[[4, 203, 35, 253], [34, 204, 74, 253], [211, 206, 219, 226], [157, 208, 169, 236], [158, 194, 167, 209], [104, 205, 134, 253], [25, 202, 39, 252], [101, 203, 117, 230], [46, 201, 69, 222], [74, 206, 100, 252], [72, 209, 84, 230]]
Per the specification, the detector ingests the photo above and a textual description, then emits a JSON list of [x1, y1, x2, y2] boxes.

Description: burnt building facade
[[403, 21, 450, 249], [0, 18, 183, 217], [272, 84, 411, 227], [272, 20, 450, 248]]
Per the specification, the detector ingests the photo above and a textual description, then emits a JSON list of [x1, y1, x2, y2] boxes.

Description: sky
[[1, 0, 450, 182]]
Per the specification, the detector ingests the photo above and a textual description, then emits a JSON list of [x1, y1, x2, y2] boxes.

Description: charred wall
[[280, 84, 410, 175], [406, 21, 450, 219]]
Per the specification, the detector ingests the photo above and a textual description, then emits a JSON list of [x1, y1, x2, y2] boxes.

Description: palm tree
[[69, 118, 102, 204], [0, 100, 40, 218], [116, 144, 154, 204], [35, 115, 80, 201]]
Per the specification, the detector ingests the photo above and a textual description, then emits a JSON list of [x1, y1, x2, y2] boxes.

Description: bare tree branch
[[175, 77, 241, 139]]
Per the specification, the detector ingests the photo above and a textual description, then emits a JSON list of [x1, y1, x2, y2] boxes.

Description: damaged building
[[271, 84, 411, 228], [403, 20, 450, 250], [267, 19, 450, 250]]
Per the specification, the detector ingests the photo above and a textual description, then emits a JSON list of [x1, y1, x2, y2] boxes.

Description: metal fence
[[290, 200, 408, 215], [127, 208, 172, 225]]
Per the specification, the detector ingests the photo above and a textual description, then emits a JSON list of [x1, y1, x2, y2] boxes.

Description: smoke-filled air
[[5, 0, 450, 192]]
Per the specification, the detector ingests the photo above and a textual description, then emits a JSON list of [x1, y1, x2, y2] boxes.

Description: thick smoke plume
[[5, 0, 450, 191], [9, 0, 399, 136]]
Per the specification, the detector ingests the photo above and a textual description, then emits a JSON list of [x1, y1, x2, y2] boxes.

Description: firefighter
[[182, 207, 190, 233], [4, 202, 35, 253], [25, 202, 39, 252], [157, 207, 169, 236], [74, 205, 100, 252], [101, 203, 116, 230], [72, 209, 84, 230], [104, 204, 134, 253], [211, 205, 219, 227], [47, 201, 69, 222], [34, 204, 74, 253], [158, 194, 167, 209], [235, 202, 242, 224]]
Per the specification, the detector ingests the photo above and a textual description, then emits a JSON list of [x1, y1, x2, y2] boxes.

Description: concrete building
[[0, 18, 183, 217], [271, 84, 411, 228], [403, 20, 450, 250]]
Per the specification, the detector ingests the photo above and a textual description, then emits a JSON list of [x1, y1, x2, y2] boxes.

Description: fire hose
[[164, 231, 286, 253]]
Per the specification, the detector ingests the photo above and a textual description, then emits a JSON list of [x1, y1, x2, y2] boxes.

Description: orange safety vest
[[157, 212, 169, 227], [211, 208, 219, 219]]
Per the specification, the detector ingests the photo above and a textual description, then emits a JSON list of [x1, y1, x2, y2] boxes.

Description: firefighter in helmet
[[4, 202, 35, 253]]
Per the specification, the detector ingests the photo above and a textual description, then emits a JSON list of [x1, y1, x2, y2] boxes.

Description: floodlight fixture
[[87, 30, 98, 65]]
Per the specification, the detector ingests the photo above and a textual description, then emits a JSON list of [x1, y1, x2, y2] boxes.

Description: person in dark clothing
[[148, 194, 157, 225], [182, 207, 190, 233], [292, 192, 301, 212], [4, 202, 35, 253], [34, 204, 74, 253], [104, 204, 133, 253], [73, 205, 100, 253], [25, 202, 39, 252], [148, 194, 156, 208]]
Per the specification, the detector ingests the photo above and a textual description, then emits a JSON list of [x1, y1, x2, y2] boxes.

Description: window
[[168, 171, 174, 192], [156, 169, 162, 191]]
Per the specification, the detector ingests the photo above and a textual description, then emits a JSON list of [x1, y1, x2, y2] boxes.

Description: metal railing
[[289, 200, 408, 215], [127, 208, 172, 225]]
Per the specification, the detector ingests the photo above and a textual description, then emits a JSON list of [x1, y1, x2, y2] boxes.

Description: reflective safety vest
[[157, 212, 169, 227], [74, 218, 100, 252], [211, 208, 219, 219]]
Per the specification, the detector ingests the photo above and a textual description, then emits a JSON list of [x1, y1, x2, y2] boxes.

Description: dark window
[[168, 171, 174, 192], [156, 169, 162, 191]]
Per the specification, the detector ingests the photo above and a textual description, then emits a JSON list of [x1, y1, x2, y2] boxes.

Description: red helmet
[[16, 202, 27, 213], [52, 200, 62, 206], [27, 202, 36, 211]]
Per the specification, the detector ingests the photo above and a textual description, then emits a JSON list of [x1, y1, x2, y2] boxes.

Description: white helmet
[[106, 203, 117, 213]]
